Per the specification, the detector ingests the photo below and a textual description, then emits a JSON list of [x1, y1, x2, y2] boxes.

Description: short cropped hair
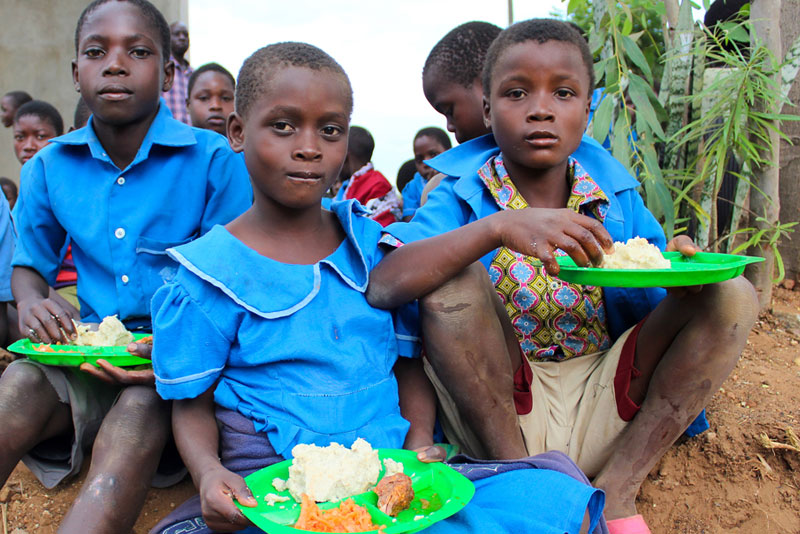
[[396, 159, 417, 192], [188, 62, 236, 97], [3, 91, 32, 108], [235, 42, 353, 118], [482, 19, 595, 97], [348, 126, 374, 162], [73, 97, 91, 129], [75, 0, 171, 62], [423, 21, 502, 87], [413, 127, 452, 151], [15, 100, 64, 136]]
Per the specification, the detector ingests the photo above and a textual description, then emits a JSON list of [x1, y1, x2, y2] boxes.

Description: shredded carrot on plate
[[294, 494, 379, 532], [32, 344, 79, 354]]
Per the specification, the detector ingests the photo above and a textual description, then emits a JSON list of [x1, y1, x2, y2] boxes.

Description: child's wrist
[[194, 457, 226, 485], [487, 210, 510, 245], [404, 427, 435, 450]]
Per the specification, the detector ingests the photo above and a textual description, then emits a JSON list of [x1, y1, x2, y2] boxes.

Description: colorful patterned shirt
[[163, 56, 192, 124], [479, 154, 611, 362]]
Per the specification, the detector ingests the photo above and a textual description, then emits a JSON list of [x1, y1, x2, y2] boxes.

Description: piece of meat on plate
[[374, 473, 414, 516]]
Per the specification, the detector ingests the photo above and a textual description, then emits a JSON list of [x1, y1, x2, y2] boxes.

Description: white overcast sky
[[187, 1, 704, 186], [187, 0, 573, 185]]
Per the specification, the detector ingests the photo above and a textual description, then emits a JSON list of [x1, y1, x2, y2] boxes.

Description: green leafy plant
[[561, 0, 799, 285]]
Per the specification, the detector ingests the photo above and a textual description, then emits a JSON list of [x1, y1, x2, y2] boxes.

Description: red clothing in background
[[342, 164, 399, 227], [54, 243, 77, 289]]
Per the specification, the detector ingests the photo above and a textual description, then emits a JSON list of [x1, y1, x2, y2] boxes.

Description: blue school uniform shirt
[[151, 200, 420, 458], [401, 172, 426, 219], [384, 133, 666, 341], [11, 101, 252, 326], [0, 195, 14, 302]]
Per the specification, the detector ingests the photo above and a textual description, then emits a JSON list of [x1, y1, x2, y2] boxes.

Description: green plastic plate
[[236, 448, 475, 534], [7, 333, 152, 367], [555, 251, 764, 288]]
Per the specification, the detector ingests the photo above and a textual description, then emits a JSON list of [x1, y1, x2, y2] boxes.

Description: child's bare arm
[[368, 207, 612, 309], [174, 387, 256, 531], [394, 357, 446, 462], [12, 266, 77, 343]]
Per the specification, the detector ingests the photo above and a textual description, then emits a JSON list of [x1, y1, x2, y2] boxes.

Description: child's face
[[1, 96, 18, 128], [413, 135, 447, 181], [72, 2, 173, 129], [228, 66, 350, 210], [187, 71, 235, 135], [423, 72, 487, 144], [13, 115, 58, 165], [483, 40, 591, 178]]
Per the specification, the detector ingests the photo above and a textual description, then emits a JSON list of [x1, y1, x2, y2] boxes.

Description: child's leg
[[419, 262, 526, 460], [59, 385, 170, 534], [593, 276, 758, 519], [0, 362, 72, 484]]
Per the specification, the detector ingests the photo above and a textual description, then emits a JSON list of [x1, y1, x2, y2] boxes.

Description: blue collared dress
[[152, 200, 419, 458], [12, 101, 252, 326]]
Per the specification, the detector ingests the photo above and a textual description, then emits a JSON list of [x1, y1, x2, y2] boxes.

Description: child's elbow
[[366, 281, 399, 310]]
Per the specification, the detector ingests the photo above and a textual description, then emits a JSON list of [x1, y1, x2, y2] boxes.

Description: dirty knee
[[0, 362, 53, 393], [420, 263, 494, 318], [708, 276, 760, 328]]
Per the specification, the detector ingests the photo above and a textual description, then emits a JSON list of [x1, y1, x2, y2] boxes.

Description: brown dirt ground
[[1, 288, 799, 534]]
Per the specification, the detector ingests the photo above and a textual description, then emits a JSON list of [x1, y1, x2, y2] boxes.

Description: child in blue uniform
[[401, 127, 451, 221], [150, 42, 607, 534], [369, 19, 759, 533], [0, 1, 251, 532]]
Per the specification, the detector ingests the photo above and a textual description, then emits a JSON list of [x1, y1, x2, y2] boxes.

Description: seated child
[[368, 19, 759, 533], [10, 100, 79, 321], [0, 1, 251, 532], [1, 90, 32, 128], [186, 62, 235, 135], [336, 126, 401, 226], [0, 193, 12, 348], [402, 126, 451, 221], [150, 42, 607, 534]]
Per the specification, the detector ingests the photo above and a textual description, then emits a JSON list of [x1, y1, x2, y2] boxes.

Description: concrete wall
[[0, 0, 188, 184]]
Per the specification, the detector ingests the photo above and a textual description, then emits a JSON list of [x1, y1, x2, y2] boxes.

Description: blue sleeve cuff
[[151, 275, 230, 400]]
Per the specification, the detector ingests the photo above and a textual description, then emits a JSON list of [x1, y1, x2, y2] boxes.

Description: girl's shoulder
[[328, 199, 384, 262]]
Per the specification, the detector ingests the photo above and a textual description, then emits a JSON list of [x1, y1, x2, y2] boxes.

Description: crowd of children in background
[[0, 2, 759, 534]]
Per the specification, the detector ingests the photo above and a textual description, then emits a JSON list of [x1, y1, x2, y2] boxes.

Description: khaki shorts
[[426, 325, 637, 478]]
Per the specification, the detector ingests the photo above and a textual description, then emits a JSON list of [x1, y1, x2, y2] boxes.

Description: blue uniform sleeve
[[0, 195, 15, 301], [151, 275, 232, 400], [11, 158, 67, 285], [383, 175, 470, 246], [201, 147, 252, 233], [401, 174, 423, 218], [393, 300, 421, 358]]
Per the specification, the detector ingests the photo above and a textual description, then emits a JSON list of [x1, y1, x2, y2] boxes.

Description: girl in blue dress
[[150, 42, 606, 534]]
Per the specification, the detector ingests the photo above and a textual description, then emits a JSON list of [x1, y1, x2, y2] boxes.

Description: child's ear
[[482, 95, 492, 130], [71, 60, 80, 92], [227, 113, 245, 153], [162, 59, 175, 93]]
